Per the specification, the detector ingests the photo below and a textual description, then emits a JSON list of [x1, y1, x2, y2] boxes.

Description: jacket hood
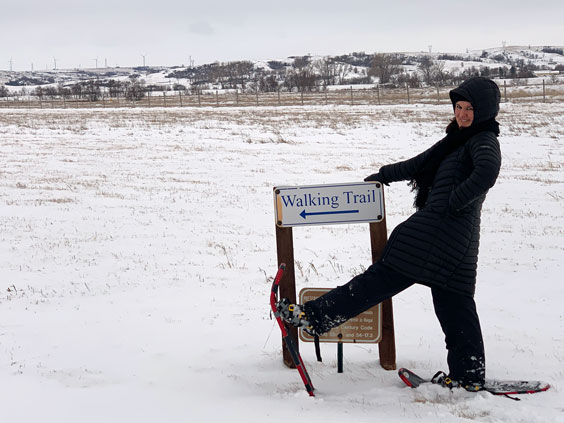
[[449, 77, 501, 124]]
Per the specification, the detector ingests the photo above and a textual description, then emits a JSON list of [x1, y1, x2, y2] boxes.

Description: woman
[[278, 76, 502, 391]]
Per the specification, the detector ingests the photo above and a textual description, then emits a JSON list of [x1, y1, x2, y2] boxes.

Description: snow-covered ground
[[1, 103, 563, 422]]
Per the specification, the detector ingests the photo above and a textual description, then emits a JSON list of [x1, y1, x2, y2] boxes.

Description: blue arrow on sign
[[300, 209, 360, 220]]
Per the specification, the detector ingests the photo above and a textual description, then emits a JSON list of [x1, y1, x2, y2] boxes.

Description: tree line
[[2, 51, 563, 99]]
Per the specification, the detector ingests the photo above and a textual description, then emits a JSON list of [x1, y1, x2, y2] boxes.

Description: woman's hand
[[364, 172, 389, 185]]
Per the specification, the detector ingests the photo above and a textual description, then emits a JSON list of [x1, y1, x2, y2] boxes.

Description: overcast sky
[[2, 0, 563, 71]]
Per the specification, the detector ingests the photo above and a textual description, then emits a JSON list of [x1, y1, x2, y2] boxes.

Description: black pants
[[303, 261, 485, 384]]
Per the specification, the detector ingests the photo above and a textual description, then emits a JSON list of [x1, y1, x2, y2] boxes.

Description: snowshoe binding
[[431, 371, 484, 392], [276, 298, 317, 336]]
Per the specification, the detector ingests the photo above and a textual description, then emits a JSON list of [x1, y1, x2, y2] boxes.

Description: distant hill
[[1, 45, 563, 97]]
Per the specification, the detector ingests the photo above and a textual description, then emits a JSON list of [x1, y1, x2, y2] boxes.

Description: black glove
[[364, 172, 389, 186]]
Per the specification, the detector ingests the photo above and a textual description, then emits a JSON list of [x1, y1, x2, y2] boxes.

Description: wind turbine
[[141, 53, 147, 67], [53, 57, 58, 70], [93, 57, 98, 69], [9, 57, 13, 71]]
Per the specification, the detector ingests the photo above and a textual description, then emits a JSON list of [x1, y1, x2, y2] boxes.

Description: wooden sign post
[[273, 182, 396, 370]]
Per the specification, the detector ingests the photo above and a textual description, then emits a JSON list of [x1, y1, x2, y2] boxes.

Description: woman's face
[[455, 101, 474, 128]]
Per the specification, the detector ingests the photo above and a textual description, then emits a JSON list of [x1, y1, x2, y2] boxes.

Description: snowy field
[[1, 103, 563, 422]]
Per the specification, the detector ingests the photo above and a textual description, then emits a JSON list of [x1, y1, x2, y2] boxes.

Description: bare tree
[[125, 79, 146, 101], [232, 61, 254, 90], [418, 56, 434, 85], [313, 57, 337, 87], [287, 69, 316, 92], [284, 56, 318, 92], [311, 57, 353, 87], [418, 57, 450, 86], [0, 85, 9, 97], [85, 80, 101, 101], [368, 53, 401, 84], [334, 62, 352, 85], [432, 61, 449, 86], [259, 74, 278, 92], [394, 72, 421, 88]]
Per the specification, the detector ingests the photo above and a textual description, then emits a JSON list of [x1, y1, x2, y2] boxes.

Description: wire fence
[[1, 79, 563, 110]]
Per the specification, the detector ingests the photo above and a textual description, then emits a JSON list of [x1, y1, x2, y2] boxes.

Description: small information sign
[[298, 288, 382, 344], [274, 182, 384, 227]]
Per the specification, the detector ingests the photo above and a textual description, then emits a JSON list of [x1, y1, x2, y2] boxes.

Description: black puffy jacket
[[379, 77, 502, 297]]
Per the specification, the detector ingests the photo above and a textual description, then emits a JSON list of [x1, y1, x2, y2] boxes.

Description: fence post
[[377, 85, 381, 105], [256, 90, 259, 106], [543, 79, 546, 102], [436, 85, 440, 103], [216, 90, 219, 106], [236, 89, 239, 106], [406, 83, 410, 104], [179, 91, 183, 107], [504, 80, 507, 102], [301, 91, 304, 106], [277, 89, 280, 106], [198, 89, 201, 106], [350, 86, 354, 105], [163, 91, 166, 106]]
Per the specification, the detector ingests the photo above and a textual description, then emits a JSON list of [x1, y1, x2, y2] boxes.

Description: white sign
[[274, 182, 384, 227]]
